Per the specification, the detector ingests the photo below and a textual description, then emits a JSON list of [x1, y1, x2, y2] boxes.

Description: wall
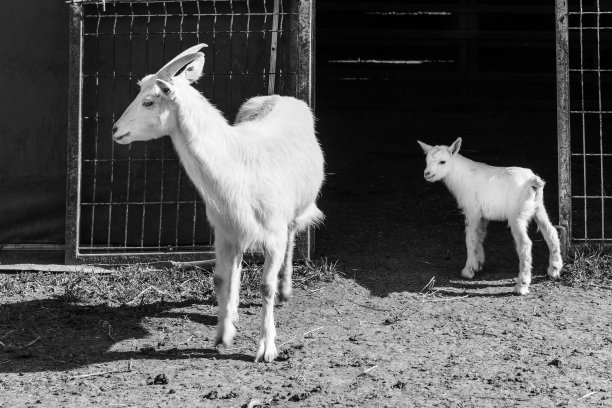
[[317, 0, 557, 110], [0, 1, 68, 244]]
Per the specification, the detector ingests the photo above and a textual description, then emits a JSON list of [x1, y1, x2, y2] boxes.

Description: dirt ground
[[1, 109, 611, 407]]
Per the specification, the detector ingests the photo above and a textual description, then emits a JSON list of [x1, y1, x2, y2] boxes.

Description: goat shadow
[[0, 298, 254, 374]]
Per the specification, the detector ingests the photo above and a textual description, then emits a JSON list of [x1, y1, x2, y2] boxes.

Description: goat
[[112, 44, 325, 362], [417, 138, 563, 295]]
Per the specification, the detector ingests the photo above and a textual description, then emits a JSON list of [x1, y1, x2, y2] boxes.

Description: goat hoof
[[547, 260, 563, 279], [278, 290, 292, 304], [513, 283, 530, 296], [254, 340, 277, 363], [461, 268, 475, 280], [214, 324, 236, 348]]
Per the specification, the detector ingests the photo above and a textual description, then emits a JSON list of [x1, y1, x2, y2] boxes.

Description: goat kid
[[112, 44, 325, 362], [417, 138, 563, 295]]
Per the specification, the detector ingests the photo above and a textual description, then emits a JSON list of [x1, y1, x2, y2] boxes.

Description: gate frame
[[555, 0, 571, 257], [555, 0, 612, 255], [65, 0, 316, 265]]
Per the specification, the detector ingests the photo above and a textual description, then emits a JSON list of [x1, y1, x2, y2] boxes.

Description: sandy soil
[[0, 110, 611, 407]]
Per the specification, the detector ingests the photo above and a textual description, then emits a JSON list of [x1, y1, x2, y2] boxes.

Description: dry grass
[[562, 247, 612, 289], [239, 258, 339, 298], [0, 258, 338, 306]]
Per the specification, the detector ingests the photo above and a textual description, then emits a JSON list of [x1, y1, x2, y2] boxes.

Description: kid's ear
[[449, 137, 462, 155], [155, 79, 175, 99], [417, 140, 433, 154]]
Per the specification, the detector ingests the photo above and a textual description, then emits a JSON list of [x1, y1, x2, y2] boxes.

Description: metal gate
[[557, 0, 612, 251], [66, 0, 314, 264]]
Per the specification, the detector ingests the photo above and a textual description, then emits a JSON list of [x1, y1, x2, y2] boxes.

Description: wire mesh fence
[[66, 0, 313, 263], [558, 0, 612, 249]]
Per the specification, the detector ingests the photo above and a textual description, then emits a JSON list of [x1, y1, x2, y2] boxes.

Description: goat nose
[[112, 125, 118, 134]]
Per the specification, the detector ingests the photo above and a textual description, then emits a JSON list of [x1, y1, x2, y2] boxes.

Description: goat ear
[[179, 54, 205, 83], [449, 137, 462, 155], [417, 140, 433, 154], [156, 79, 175, 99]]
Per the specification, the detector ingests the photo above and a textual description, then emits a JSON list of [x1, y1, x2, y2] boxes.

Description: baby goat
[[417, 138, 563, 295], [112, 44, 325, 362]]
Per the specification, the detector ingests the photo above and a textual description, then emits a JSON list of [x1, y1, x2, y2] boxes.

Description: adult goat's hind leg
[[213, 236, 243, 348], [278, 228, 297, 303], [534, 206, 563, 278], [255, 232, 288, 363], [510, 219, 533, 295]]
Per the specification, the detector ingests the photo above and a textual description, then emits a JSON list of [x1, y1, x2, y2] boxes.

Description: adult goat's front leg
[[461, 216, 482, 279], [213, 237, 243, 348], [255, 234, 287, 363], [510, 220, 532, 295]]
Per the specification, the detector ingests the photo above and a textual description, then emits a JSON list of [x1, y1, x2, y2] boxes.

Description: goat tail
[[529, 175, 545, 203], [293, 203, 324, 231], [528, 176, 546, 233]]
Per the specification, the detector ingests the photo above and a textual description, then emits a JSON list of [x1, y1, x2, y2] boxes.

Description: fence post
[[555, 0, 571, 257]]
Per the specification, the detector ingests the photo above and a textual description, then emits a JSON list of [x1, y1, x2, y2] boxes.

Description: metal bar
[[107, 6, 119, 248], [73, 251, 216, 265], [123, 2, 135, 248], [228, 0, 235, 112], [157, 1, 169, 248], [173, 0, 185, 248], [84, 12, 294, 18], [556, 0, 571, 254], [81, 201, 199, 205], [2, 244, 66, 251], [83, 72, 290, 78], [140, 3, 151, 248], [569, 27, 612, 30], [293, 0, 314, 260], [571, 110, 612, 114], [90, 7, 102, 248], [83, 29, 294, 35], [580, 0, 587, 241], [192, 0, 204, 247], [69, 0, 243, 3], [569, 11, 612, 15], [267, 0, 280, 95], [596, 0, 605, 240], [66, 4, 85, 265], [81, 245, 211, 250]]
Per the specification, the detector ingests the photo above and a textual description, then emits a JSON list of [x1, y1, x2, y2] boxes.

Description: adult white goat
[[417, 138, 562, 295], [112, 44, 325, 362]]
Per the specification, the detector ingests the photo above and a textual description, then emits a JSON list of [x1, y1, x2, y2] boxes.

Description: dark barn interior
[[313, 0, 564, 293], [1, 0, 606, 292]]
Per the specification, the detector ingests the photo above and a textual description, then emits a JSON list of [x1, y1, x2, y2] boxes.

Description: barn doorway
[[313, 1, 562, 294]]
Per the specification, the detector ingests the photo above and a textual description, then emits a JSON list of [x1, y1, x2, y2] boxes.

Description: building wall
[[317, 1, 557, 110], [0, 1, 68, 244]]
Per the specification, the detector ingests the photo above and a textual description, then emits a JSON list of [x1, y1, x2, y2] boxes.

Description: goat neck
[[442, 153, 476, 204], [168, 82, 238, 214]]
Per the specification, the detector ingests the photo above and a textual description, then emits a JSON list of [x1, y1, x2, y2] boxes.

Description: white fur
[[113, 47, 324, 362], [418, 138, 563, 295]]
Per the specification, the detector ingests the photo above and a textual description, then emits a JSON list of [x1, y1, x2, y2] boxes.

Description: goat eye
[[143, 100, 154, 107], [440, 160, 446, 165]]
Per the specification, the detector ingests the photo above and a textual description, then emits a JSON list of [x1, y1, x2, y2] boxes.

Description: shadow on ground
[[0, 298, 253, 374]]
